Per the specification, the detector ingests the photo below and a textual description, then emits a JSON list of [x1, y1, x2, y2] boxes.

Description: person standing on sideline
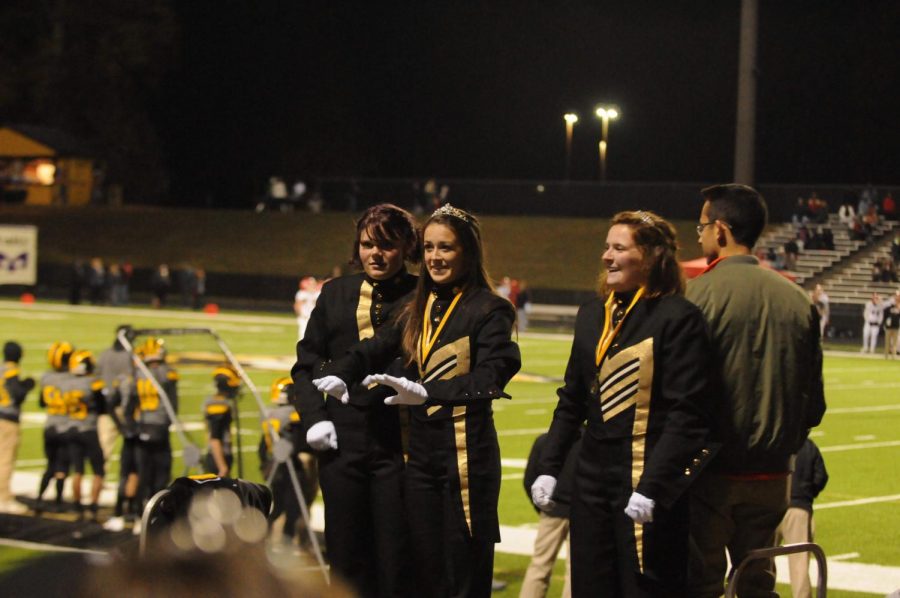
[[520, 432, 581, 598], [95, 325, 134, 461], [776, 437, 828, 598], [686, 184, 826, 598], [292, 203, 420, 597], [883, 291, 900, 358], [294, 276, 319, 341], [532, 211, 717, 597], [861, 292, 884, 353], [810, 284, 829, 340], [313, 204, 521, 598], [0, 341, 35, 513]]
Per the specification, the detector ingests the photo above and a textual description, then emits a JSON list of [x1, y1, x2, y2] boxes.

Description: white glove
[[530, 475, 557, 512], [363, 373, 428, 406], [312, 375, 349, 404], [624, 491, 655, 523], [306, 421, 338, 451]]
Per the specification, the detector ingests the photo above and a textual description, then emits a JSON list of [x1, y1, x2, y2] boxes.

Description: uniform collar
[[699, 254, 759, 275]]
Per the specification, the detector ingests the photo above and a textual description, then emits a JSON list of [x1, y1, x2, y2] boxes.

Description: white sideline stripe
[[501, 458, 527, 468], [0, 300, 295, 325], [820, 440, 900, 452], [7, 467, 900, 594], [497, 527, 900, 594], [0, 538, 106, 556], [826, 404, 900, 414], [816, 494, 900, 510], [498, 428, 552, 437]]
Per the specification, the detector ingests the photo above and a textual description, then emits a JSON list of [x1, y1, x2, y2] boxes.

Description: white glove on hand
[[530, 475, 558, 512], [306, 420, 338, 451], [363, 373, 428, 406], [312, 375, 349, 404], [624, 491, 655, 523]]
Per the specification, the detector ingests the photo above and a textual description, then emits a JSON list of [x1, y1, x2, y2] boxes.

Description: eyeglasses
[[696, 222, 715, 235], [696, 221, 731, 235]]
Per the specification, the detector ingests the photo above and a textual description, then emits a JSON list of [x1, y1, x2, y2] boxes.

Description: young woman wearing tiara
[[314, 204, 521, 597], [530, 211, 717, 597]]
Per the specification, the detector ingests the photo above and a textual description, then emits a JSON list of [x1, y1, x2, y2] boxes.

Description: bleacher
[[754, 214, 896, 288], [816, 231, 900, 305]]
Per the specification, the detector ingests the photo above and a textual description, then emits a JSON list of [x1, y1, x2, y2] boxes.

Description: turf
[[1, 300, 899, 596]]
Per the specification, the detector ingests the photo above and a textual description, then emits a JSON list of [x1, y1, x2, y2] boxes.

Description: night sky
[[5, 2, 900, 207]]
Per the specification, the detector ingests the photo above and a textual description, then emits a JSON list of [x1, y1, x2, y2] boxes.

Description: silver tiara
[[636, 210, 653, 224], [433, 203, 470, 223]]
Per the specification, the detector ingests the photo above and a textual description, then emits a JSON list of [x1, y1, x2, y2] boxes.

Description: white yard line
[[0, 538, 107, 555], [817, 494, 900, 510]]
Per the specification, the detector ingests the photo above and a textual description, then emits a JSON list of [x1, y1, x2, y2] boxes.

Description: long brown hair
[[598, 210, 684, 298], [399, 205, 495, 363]]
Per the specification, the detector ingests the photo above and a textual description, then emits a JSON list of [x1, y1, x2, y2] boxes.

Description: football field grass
[[1, 299, 899, 596]]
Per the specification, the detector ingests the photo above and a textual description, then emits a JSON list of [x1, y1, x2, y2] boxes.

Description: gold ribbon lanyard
[[420, 291, 463, 365], [595, 286, 645, 367]]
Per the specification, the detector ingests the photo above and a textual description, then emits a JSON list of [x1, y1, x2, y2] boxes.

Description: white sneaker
[[132, 519, 142, 536], [0, 500, 28, 515], [103, 516, 126, 532]]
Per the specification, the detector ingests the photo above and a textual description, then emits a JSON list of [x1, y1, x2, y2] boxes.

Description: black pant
[[318, 417, 408, 598], [570, 435, 690, 598], [136, 437, 172, 504], [404, 411, 500, 598]]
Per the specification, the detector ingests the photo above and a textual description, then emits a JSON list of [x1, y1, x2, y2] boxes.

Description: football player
[[36, 341, 75, 513], [125, 338, 178, 512], [59, 350, 107, 520], [1, 341, 35, 514], [203, 365, 240, 477]]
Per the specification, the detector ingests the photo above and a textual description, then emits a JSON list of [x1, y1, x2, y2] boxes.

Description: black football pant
[[136, 437, 172, 505]]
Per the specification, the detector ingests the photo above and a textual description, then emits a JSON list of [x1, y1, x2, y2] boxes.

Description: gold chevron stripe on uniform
[[420, 338, 471, 417], [598, 336, 654, 572], [452, 405, 471, 534]]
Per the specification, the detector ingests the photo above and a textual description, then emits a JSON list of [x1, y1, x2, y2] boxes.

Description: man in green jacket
[[686, 184, 826, 598]]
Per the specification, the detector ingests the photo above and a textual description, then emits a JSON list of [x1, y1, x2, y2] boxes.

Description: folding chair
[[725, 542, 827, 598]]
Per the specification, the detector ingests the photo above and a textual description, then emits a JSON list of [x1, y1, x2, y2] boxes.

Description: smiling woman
[[534, 209, 717, 596]]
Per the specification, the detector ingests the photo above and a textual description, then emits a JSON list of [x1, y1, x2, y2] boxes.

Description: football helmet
[[47, 341, 74, 372], [69, 349, 96, 376], [270, 376, 293, 405], [137, 338, 167, 363], [213, 364, 241, 397]]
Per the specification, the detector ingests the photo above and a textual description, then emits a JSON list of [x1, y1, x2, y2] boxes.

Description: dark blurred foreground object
[[0, 475, 357, 598]]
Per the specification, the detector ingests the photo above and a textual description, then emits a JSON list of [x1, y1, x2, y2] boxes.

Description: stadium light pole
[[563, 113, 578, 180], [595, 105, 619, 181]]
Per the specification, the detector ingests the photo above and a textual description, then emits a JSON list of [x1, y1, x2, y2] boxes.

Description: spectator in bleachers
[[837, 200, 856, 228], [883, 192, 896, 220], [796, 225, 810, 250], [883, 259, 898, 283], [892, 234, 900, 263], [849, 216, 868, 241], [862, 205, 879, 237], [791, 197, 810, 225], [783, 239, 799, 271], [858, 189, 873, 220], [821, 227, 835, 250], [807, 191, 828, 224], [805, 227, 823, 250]]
